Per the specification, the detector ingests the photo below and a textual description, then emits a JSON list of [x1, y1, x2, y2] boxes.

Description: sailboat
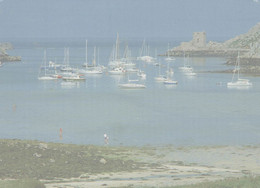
[[38, 50, 58, 80], [137, 39, 155, 63], [62, 49, 85, 81], [118, 76, 146, 89], [165, 43, 176, 62], [108, 33, 126, 75], [80, 46, 103, 74], [164, 62, 177, 85], [82, 40, 89, 68], [137, 70, 146, 79], [60, 48, 73, 72], [154, 61, 166, 82], [227, 53, 252, 87], [179, 53, 196, 76]]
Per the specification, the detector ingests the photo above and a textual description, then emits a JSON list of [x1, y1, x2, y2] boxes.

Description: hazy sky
[[0, 0, 259, 41]]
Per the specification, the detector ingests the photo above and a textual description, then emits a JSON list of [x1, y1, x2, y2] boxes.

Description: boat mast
[[115, 33, 120, 60], [85, 40, 88, 65], [92, 46, 96, 67], [237, 52, 240, 80], [168, 43, 170, 58], [97, 47, 99, 66], [44, 50, 47, 76]]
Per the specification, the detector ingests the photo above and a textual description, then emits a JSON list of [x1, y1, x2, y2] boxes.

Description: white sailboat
[[61, 49, 85, 81], [179, 53, 196, 76], [137, 70, 146, 79], [137, 39, 155, 63], [118, 77, 146, 89], [121, 45, 136, 68], [38, 50, 58, 80], [108, 33, 127, 75], [227, 53, 252, 87], [108, 33, 125, 67], [164, 62, 177, 85], [82, 40, 89, 67], [108, 66, 126, 75], [154, 61, 166, 82], [80, 46, 103, 74], [60, 48, 73, 72], [165, 43, 176, 62]]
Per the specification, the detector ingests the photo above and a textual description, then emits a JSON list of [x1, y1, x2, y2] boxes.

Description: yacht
[[62, 74, 86, 81], [108, 67, 126, 75], [164, 78, 178, 85], [227, 53, 252, 87], [165, 43, 176, 62], [137, 70, 146, 79], [38, 50, 59, 80], [118, 79, 146, 89]]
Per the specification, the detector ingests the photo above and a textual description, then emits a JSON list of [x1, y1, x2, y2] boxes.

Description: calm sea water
[[0, 38, 260, 146]]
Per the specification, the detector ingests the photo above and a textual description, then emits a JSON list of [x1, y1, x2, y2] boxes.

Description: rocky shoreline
[[164, 22, 260, 75], [166, 49, 249, 58], [0, 139, 259, 188], [0, 42, 21, 62]]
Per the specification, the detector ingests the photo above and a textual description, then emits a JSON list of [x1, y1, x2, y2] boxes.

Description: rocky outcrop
[[0, 54, 21, 62], [168, 23, 260, 58], [0, 42, 21, 62], [168, 23, 260, 75]]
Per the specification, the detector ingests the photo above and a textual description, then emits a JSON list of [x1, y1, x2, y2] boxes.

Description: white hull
[[184, 72, 197, 76], [126, 68, 139, 73], [165, 57, 175, 61], [118, 83, 146, 89], [179, 66, 193, 72], [227, 79, 252, 87], [164, 79, 178, 85], [60, 67, 73, 72], [108, 71, 126, 75], [108, 67, 126, 75], [38, 76, 58, 80], [62, 76, 85, 81], [79, 69, 103, 74], [154, 76, 166, 82], [138, 56, 155, 63], [137, 71, 146, 79]]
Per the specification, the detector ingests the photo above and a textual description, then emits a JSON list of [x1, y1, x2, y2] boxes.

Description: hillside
[[224, 22, 260, 53]]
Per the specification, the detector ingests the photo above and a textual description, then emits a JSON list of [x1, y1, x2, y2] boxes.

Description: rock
[[99, 158, 107, 164], [39, 143, 48, 150], [33, 153, 42, 158]]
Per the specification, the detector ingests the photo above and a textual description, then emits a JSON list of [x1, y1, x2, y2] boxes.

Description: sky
[[0, 0, 260, 41]]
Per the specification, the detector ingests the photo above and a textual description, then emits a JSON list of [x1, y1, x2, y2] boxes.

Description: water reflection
[[61, 81, 80, 89]]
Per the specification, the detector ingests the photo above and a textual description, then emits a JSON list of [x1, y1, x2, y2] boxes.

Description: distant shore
[[0, 139, 259, 188]]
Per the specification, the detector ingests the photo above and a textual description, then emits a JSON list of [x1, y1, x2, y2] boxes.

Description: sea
[[0, 37, 259, 146]]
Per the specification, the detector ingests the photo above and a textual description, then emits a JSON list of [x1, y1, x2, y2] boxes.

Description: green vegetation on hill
[[0, 179, 45, 188], [0, 139, 144, 180]]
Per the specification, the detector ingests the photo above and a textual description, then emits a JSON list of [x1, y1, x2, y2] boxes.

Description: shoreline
[[0, 139, 259, 187]]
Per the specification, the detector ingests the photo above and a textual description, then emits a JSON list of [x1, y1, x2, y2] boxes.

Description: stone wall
[[192, 32, 206, 48]]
